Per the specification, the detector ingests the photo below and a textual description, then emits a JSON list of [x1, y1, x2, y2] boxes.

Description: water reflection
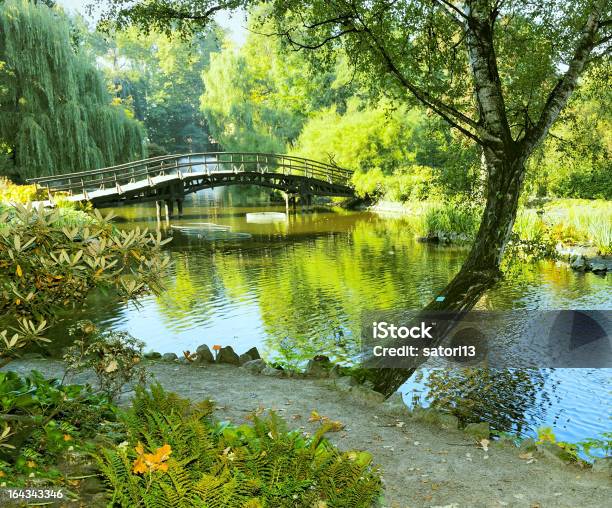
[[45, 189, 610, 447]]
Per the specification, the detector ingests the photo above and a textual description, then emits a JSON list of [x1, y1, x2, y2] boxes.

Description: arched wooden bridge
[[27, 152, 355, 217]]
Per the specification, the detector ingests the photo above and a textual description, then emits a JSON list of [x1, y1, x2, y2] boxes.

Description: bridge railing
[[27, 152, 353, 197]]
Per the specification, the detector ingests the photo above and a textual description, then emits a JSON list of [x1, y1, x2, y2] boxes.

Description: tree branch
[[347, 6, 482, 143], [523, 6, 604, 153], [432, 0, 469, 25]]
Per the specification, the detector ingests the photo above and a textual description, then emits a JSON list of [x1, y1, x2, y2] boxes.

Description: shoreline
[[3, 358, 611, 507]]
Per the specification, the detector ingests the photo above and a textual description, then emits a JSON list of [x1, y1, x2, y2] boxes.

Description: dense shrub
[[64, 322, 147, 401], [0, 371, 117, 488], [0, 205, 170, 364]]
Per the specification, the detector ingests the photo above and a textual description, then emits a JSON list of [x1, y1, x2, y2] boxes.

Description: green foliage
[[512, 200, 612, 256], [525, 69, 612, 200], [577, 432, 612, 460], [291, 102, 479, 201], [0, 371, 117, 487], [88, 25, 221, 153], [0, 0, 146, 180], [98, 384, 382, 507], [0, 204, 170, 363], [535, 427, 612, 463], [201, 11, 351, 153], [63, 321, 147, 401], [422, 201, 481, 239]]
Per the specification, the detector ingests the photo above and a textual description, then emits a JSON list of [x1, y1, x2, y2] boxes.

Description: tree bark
[[369, 147, 525, 395]]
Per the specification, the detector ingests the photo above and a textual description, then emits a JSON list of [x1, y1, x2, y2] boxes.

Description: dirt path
[[5, 359, 611, 508]]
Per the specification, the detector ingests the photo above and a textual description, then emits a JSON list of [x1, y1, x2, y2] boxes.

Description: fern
[[97, 384, 382, 507]]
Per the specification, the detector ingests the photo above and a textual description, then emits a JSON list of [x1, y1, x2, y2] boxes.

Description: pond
[[51, 189, 611, 452]]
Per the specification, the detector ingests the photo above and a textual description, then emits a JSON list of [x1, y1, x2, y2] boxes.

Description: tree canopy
[[87, 25, 222, 154], [0, 0, 146, 181]]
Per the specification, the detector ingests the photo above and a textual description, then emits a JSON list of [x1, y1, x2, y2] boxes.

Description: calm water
[[54, 189, 611, 451]]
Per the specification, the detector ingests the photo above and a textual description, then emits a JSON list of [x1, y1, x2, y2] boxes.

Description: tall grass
[[411, 201, 481, 239], [514, 199, 612, 255]]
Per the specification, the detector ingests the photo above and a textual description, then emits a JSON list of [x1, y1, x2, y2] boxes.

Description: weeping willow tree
[[0, 0, 146, 180]]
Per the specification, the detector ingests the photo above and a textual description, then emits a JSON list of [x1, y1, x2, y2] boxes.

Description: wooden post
[[164, 199, 173, 223], [284, 192, 289, 215], [176, 198, 184, 218], [155, 200, 162, 224]]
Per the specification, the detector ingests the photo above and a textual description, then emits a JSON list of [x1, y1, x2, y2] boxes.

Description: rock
[[328, 364, 342, 379], [144, 351, 161, 359], [244, 347, 261, 360], [537, 442, 573, 465], [464, 422, 490, 440], [410, 406, 444, 425], [195, 344, 214, 363], [589, 260, 608, 273], [349, 385, 385, 405], [438, 413, 460, 430], [592, 457, 612, 475], [261, 365, 284, 377], [570, 255, 587, 271], [238, 353, 253, 365], [216, 346, 240, 365], [161, 352, 178, 362], [305, 356, 332, 378], [334, 376, 353, 392], [382, 392, 411, 416], [362, 380, 375, 390], [178, 356, 190, 364], [241, 358, 266, 374]]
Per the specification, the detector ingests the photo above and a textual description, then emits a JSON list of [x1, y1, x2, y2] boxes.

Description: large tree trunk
[[369, 147, 527, 396]]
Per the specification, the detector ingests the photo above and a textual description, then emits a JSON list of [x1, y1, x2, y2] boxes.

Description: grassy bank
[[372, 198, 612, 257]]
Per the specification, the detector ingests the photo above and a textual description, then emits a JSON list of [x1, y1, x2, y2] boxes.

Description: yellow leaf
[[479, 438, 490, 452], [308, 410, 322, 422], [63, 434, 73, 441], [16, 265, 22, 277], [132, 457, 147, 475], [328, 420, 345, 432], [104, 360, 118, 373]]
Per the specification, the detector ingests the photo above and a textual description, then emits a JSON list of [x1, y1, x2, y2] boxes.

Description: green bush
[[0, 371, 117, 487], [98, 384, 382, 507], [64, 322, 147, 401], [0, 204, 170, 364]]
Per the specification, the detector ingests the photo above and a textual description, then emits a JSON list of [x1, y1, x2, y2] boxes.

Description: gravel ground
[[4, 359, 611, 508]]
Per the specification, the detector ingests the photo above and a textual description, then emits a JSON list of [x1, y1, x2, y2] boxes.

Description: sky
[[57, 0, 248, 45]]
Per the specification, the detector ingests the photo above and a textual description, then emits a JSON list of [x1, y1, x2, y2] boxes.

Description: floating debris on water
[[171, 222, 231, 232], [171, 223, 251, 240], [246, 212, 287, 223]]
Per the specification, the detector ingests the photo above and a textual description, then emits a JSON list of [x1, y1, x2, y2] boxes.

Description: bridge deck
[[27, 152, 355, 206]]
